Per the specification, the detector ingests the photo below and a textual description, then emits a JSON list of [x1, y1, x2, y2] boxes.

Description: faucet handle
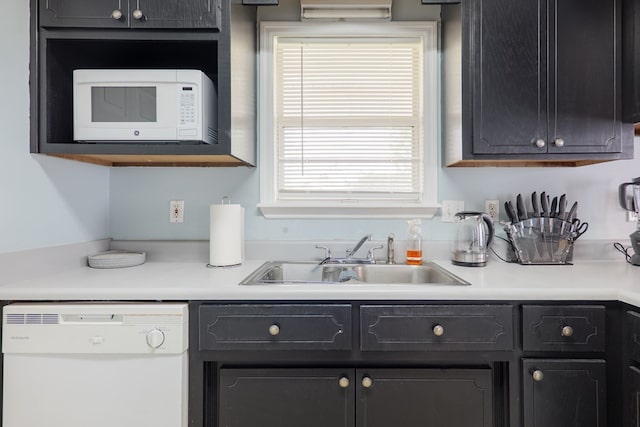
[[367, 245, 384, 262], [315, 245, 332, 260]]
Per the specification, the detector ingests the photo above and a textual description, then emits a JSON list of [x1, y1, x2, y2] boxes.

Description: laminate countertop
[[1, 257, 638, 305]]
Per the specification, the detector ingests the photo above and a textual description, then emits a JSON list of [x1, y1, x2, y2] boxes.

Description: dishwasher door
[[2, 303, 188, 427]]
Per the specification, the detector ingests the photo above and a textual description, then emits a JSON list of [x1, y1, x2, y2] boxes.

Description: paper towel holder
[[207, 196, 245, 269]]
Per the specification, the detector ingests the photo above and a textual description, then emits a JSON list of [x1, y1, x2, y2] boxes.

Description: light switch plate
[[441, 200, 465, 222]]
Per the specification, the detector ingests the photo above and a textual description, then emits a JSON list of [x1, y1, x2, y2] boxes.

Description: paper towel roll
[[209, 204, 244, 266]]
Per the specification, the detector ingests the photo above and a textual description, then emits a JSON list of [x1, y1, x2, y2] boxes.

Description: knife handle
[[516, 194, 528, 220], [541, 192, 549, 217], [506, 201, 519, 223], [531, 192, 540, 217]]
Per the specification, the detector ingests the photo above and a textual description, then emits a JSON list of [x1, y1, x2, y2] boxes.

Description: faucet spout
[[347, 234, 373, 259], [386, 233, 396, 264]]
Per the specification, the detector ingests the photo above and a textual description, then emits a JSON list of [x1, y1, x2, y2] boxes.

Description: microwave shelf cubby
[[30, 0, 256, 167]]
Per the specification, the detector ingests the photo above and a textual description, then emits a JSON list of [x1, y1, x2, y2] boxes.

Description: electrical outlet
[[170, 200, 184, 223], [485, 199, 500, 222], [628, 211, 639, 222], [441, 200, 465, 223]]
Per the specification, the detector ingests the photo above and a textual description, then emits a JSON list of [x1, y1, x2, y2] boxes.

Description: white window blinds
[[274, 36, 424, 202]]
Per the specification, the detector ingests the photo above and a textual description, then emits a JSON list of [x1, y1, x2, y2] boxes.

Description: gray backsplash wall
[[109, 147, 640, 244]]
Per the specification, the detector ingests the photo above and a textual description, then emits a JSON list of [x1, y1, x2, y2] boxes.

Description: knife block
[[504, 218, 576, 265]]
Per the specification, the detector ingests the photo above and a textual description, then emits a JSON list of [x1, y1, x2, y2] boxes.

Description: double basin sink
[[240, 261, 470, 286]]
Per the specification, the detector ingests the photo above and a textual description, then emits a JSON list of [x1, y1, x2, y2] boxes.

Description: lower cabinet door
[[356, 368, 493, 427], [219, 368, 355, 427], [219, 368, 493, 427], [627, 366, 640, 427], [523, 359, 607, 427]]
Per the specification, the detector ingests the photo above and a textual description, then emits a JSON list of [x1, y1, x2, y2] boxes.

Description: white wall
[[0, 1, 110, 254]]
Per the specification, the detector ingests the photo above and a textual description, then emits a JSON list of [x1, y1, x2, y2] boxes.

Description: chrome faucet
[[386, 233, 396, 264], [316, 234, 379, 264], [346, 234, 373, 259]]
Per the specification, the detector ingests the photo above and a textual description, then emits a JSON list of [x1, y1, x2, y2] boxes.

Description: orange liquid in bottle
[[406, 249, 423, 265]]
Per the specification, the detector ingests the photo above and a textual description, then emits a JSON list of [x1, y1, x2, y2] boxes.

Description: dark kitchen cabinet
[[522, 305, 606, 352], [360, 304, 513, 351], [30, 0, 256, 167], [522, 359, 607, 427], [39, 0, 220, 29], [190, 301, 622, 427], [219, 369, 354, 427], [623, 0, 640, 122], [219, 368, 493, 427], [626, 366, 640, 427], [446, 0, 633, 166], [356, 369, 493, 427], [624, 311, 640, 427], [199, 304, 352, 351]]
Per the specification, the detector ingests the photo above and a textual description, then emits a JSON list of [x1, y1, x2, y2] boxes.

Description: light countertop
[[1, 257, 639, 305], [0, 239, 637, 305]]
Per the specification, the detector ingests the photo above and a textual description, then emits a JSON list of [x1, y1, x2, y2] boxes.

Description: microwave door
[[91, 86, 157, 123]]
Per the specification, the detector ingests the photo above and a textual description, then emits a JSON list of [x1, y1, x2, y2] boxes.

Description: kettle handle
[[481, 213, 495, 248], [619, 182, 635, 211]]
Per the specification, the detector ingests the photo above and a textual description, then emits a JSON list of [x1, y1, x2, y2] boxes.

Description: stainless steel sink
[[239, 261, 470, 286]]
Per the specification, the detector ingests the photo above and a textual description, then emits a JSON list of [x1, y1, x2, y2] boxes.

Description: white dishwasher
[[2, 303, 188, 427]]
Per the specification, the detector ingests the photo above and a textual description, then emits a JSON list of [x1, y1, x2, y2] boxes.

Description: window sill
[[257, 203, 440, 219]]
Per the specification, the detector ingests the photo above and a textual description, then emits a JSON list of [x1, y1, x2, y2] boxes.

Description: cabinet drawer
[[199, 304, 351, 351], [627, 311, 640, 362], [522, 305, 606, 352], [360, 305, 514, 351]]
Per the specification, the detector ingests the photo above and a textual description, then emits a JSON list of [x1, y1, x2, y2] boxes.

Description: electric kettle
[[618, 177, 640, 266], [452, 211, 495, 267]]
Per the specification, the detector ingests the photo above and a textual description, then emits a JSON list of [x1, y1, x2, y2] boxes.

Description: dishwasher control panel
[[1, 303, 188, 354]]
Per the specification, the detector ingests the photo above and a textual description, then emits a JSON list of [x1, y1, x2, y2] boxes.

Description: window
[[258, 22, 439, 218]]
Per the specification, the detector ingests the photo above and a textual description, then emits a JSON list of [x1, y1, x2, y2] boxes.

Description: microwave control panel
[[179, 86, 196, 125]]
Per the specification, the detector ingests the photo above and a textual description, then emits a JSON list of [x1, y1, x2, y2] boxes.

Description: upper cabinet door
[[39, 0, 129, 28], [131, 0, 220, 29], [550, 0, 623, 154], [622, 0, 640, 122], [39, 0, 220, 30], [470, 0, 546, 155]]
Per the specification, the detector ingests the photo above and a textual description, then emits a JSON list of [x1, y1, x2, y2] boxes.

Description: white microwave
[[73, 69, 217, 144]]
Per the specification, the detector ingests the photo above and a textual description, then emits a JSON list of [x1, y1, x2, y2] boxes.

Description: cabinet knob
[[534, 139, 546, 148], [561, 325, 574, 337], [532, 370, 544, 382], [111, 9, 123, 20], [338, 377, 350, 389], [554, 138, 565, 147], [132, 9, 144, 20], [362, 376, 373, 388], [268, 324, 280, 336], [432, 324, 444, 337]]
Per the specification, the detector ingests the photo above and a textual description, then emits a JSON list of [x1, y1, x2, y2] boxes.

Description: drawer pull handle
[[532, 370, 544, 382], [432, 324, 444, 337], [338, 377, 350, 389], [132, 9, 144, 20], [268, 324, 280, 336], [534, 138, 546, 148], [561, 325, 574, 337], [362, 376, 373, 388]]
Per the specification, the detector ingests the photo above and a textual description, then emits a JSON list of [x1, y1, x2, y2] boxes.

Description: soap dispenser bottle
[[406, 219, 423, 265]]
